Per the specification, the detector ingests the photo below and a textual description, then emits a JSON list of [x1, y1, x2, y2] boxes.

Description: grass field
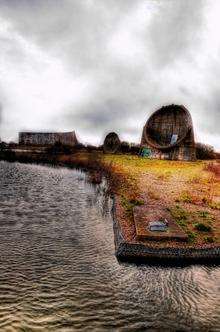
[[15, 150, 216, 246], [103, 154, 220, 245], [64, 152, 220, 246]]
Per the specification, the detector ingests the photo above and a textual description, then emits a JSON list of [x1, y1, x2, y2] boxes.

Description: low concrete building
[[19, 131, 78, 146]]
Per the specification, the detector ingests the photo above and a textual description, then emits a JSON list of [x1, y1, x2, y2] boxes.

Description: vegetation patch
[[204, 236, 214, 243], [168, 205, 188, 228], [121, 197, 144, 218], [208, 201, 220, 210], [194, 223, 212, 232], [187, 231, 197, 243], [177, 191, 193, 203]]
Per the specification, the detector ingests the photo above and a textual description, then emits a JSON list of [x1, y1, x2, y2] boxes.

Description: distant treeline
[[0, 140, 219, 160]]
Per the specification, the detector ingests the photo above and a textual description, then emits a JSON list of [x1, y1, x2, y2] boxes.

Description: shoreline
[[1, 148, 220, 263]]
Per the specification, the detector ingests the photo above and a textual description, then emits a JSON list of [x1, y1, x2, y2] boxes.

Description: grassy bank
[[59, 152, 220, 246]]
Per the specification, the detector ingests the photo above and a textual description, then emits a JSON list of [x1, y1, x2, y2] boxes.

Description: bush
[[179, 191, 193, 203], [204, 236, 214, 243], [129, 144, 140, 155], [74, 143, 86, 150], [86, 144, 101, 152], [195, 223, 212, 232], [168, 205, 188, 228], [187, 231, 197, 243], [196, 143, 215, 160], [0, 142, 7, 151], [8, 142, 17, 149], [46, 142, 73, 155], [120, 141, 130, 154]]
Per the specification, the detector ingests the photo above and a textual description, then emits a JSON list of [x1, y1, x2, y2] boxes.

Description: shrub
[[129, 144, 140, 155], [74, 143, 86, 150], [196, 143, 215, 160], [129, 198, 144, 206], [179, 191, 193, 203], [0, 149, 16, 161], [86, 144, 101, 152], [121, 197, 144, 217], [194, 223, 212, 232], [204, 236, 214, 243], [197, 210, 210, 218], [0, 142, 7, 151], [8, 142, 17, 149], [187, 231, 197, 243], [168, 205, 188, 228], [120, 141, 130, 154], [208, 201, 220, 210], [46, 142, 73, 155]]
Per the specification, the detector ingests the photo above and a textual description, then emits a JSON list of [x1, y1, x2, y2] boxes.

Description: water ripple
[[0, 161, 219, 331]]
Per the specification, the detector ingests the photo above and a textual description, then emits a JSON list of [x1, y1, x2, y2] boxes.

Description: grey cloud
[[200, 90, 220, 133], [148, 0, 206, 68], [0, 0, 140, 71], [0, 0, 219, 149], [66, 99, 133, 130], [0, 103, 2, 124]]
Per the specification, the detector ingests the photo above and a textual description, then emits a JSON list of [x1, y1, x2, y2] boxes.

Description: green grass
[[197, 210, 211, 218], [72, 152, 220, 245], [121, 196, 144, 218], [187, 231, 197, 243], [194, 223, 212, 232], [208, 201, 220, 210], [204, 236, 214, 243], [168, 205, 188, 228], [177, 191, 193, 203]]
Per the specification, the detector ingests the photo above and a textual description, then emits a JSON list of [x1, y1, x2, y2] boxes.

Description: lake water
[[0, 161, 219, 331]]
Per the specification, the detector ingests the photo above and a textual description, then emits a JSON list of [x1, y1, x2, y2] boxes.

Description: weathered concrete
[[112, 196, 220, 263], [141, 105, 196, 161], [103, 132, 121, 154], [133, 205, 188, 242], [19, 131, 78, 146]]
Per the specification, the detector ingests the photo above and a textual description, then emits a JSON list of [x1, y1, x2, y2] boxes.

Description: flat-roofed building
[[19, 131, 78, 146]]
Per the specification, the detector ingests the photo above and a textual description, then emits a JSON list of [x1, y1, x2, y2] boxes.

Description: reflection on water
[[0, 161, 219, 331]]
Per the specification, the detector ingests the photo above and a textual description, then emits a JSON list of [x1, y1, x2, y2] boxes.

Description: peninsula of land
[[1, 147, 219, 263]]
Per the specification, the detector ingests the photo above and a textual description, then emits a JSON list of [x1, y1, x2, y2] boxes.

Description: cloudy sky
[[0, 0, 219, 150]]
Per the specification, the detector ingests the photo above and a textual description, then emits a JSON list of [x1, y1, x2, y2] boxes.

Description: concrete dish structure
[[141, 105, 196, 161], [103, 132, 121, 154]]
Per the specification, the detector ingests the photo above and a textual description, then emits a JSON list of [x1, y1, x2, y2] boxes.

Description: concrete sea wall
[[111, 196, 220, 263]]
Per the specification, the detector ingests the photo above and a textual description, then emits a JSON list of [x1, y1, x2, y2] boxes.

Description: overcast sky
[[0, 0, 219, 150]]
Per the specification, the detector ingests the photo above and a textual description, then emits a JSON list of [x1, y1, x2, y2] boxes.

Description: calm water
[[0, 161, 219, 332]]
